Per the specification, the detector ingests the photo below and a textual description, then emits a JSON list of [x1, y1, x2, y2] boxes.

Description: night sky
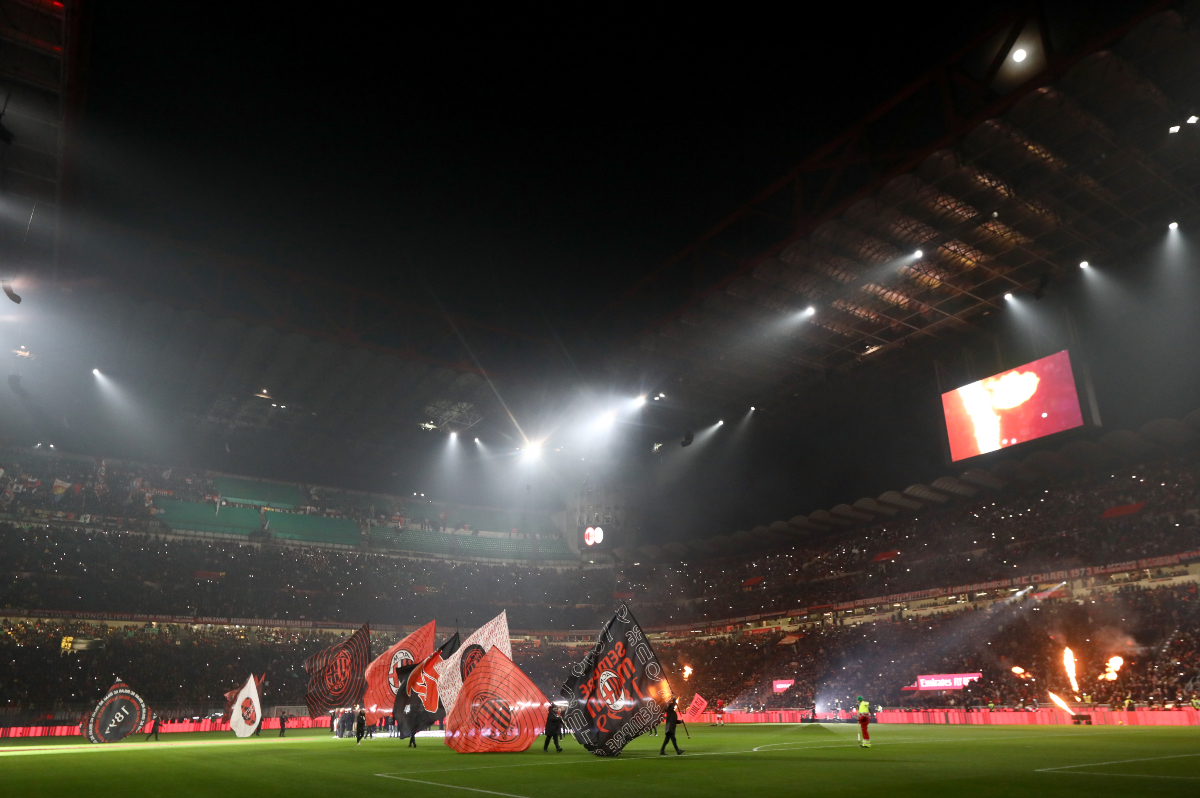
[[73, 7, 1001, 338], [45, 2, 1193, 543]]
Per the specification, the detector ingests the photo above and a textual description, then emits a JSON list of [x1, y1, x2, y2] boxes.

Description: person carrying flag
[[659, 698, 685, 756], [856, 695, 872, 748], [144, 713, 161, 741], [543, 705, 564, 752]]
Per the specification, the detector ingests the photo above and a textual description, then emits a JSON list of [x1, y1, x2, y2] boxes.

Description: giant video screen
[[941, 350, 1084, 462]]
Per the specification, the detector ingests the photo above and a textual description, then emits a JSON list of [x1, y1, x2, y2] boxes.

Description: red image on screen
[[941, 350, 1084, 462]]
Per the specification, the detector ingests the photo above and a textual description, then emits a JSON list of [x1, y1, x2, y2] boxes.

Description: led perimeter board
[[941, 350, 1085, 462]]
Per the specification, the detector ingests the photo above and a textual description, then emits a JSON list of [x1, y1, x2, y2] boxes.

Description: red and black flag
[[393, 632, 460, 738], [559, 604, 673, 756], [303, 624, 371, 717], [363, 620, 436, 726], [84, 679, 150, 744], [445, 649, 548, 753]]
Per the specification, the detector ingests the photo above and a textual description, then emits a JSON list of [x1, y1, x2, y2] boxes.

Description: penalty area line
[[377, 773, 533, 798]]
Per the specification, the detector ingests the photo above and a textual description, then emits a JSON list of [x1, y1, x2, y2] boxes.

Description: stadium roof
[[604, 3, 1200, 413]]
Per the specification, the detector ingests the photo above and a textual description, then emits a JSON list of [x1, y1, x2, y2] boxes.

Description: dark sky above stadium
[[76, 7, 1013, 337], [60, 2, 1177, 541]]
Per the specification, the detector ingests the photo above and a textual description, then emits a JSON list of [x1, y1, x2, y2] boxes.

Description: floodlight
[[1169, 222, 1179, 230], [750, 406, 756, 411], [596, 410, 616, 429], [1170, 126, 1181, 134], [806, 306, 815, 315], [1004, 293, 1013, 300], [1189, 116, 1199, 124], [92, 368, 100, 375], [633, 395, 646, 407], [449, 431, 457, 438], [717, 420, 724, 426], [1079, 261, 1088, 269], [474, 437, 480, 443], [913, 249, 923, 258], [1012, 48, 1027, 62]]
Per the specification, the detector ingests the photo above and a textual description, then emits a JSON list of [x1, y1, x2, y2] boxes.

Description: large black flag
[[303, 624, 371, 717], [559, 604, 673, 756], [84, 679, 149, 743], [393, 632, 461, 738]]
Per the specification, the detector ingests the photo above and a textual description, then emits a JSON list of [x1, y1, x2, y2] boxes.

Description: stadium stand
[[210, 477, 304, 509]]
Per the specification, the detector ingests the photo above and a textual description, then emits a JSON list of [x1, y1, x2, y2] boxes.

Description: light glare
[[913, 249, 923, 258], [1079, 261, 1088, 268], [1012, 48, 1027, 62], [1004, 293, 1013, 300], [1169, 222, 1179, 230]]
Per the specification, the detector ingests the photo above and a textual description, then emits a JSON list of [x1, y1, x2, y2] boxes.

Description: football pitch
[[2, 723, 1197, 797]]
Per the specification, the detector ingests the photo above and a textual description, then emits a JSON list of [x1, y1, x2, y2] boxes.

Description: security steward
[[144, 713, 161, 741], [659, 698, 685, 756], [355, 706, 367, 746], [856, 695, 872, 748], [543, 705, 564, 752]]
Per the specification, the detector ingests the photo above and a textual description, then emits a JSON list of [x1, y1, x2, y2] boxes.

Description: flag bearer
[[856, 695, 872, 748]]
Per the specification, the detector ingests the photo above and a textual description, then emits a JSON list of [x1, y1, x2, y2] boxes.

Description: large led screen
[[941, 350, 1084, 462]]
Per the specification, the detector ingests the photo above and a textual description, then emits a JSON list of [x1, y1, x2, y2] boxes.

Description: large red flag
[[445, 649, 549, 753], [363, 621, 436, 725], [303, 624, 371, 717]]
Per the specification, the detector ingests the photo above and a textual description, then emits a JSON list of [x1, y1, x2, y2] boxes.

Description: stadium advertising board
[[941, 350, 1085, 462], [772, 679, 794, 693], [916, 673, 982, 690]]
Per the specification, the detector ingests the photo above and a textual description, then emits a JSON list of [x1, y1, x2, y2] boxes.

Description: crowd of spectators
[[623, 455, 1200, 622]]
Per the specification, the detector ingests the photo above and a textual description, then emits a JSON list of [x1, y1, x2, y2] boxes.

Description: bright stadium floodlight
[[474, 437, 480, 443], [633, 395, 646, 407], [750, 406, 755, 411], [1079, 261, 1089, 269], [449, 431, 457, 439], [523, 440, 543, 461], [1169, 222, 1179, 230], [913, 249, 923, 258], [1004, 293, 1013, 300], [1170, 125, 1181, 134], [92, 368, 99, 375], [1012, 48, 1027, 62], [596, 410, 616, 429], [717, 420, 724, 426], [805, 306, 815, 316], [1189, 116, 1199, 124]]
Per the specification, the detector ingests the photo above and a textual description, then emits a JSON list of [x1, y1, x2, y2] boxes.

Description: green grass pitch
[[2, 723, 1196, 797]]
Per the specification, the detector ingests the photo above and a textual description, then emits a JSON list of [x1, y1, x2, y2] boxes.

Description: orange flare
[[1098, 656, 1123, 681], [682, 665, 693, 680], [1048, 691, 1073, 714], [1063, 648, 1079, 693]]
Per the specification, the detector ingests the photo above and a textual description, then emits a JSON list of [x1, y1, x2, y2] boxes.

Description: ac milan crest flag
[[393, 632, 461, 738], [85, 679, 149, 743], [435, 611, 512, 717], [445, 649, 549, 753], [229, 674, 263, 737], [364, 620, 436, 725], [303, 623, 371, 717], [559, 604, 673, 756]]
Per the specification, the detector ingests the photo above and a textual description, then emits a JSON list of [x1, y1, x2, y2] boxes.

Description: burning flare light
[[1048, 692, 1073, 714], [1011, 666, 1033, 680], [682, 665, 693, 681], [1098, 656, 1124, 681], [1062, 647, 1079, 693]]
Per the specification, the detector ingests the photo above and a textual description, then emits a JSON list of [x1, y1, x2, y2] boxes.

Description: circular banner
[[85, 682, 149, 743]]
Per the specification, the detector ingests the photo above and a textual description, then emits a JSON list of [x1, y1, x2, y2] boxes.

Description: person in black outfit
[[659, 699, 685, 756], [355, 706, 367, 746], [279, 711, 288, 737], [543, 705, 563, 752], [144, 713, 161, 741]]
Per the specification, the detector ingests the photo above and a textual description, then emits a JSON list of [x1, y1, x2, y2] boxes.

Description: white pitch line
[[377, 773, 533, 798], [1036, 751, 1200, 778]]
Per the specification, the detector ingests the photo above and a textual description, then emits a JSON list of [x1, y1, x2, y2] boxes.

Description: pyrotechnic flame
[[1098, 656, 1123, 681], [1063, 647, 1079, 693], [1011, 666, 1032, 679], [682, 665, 693, 680], [1048, 692, 1073, 714]]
